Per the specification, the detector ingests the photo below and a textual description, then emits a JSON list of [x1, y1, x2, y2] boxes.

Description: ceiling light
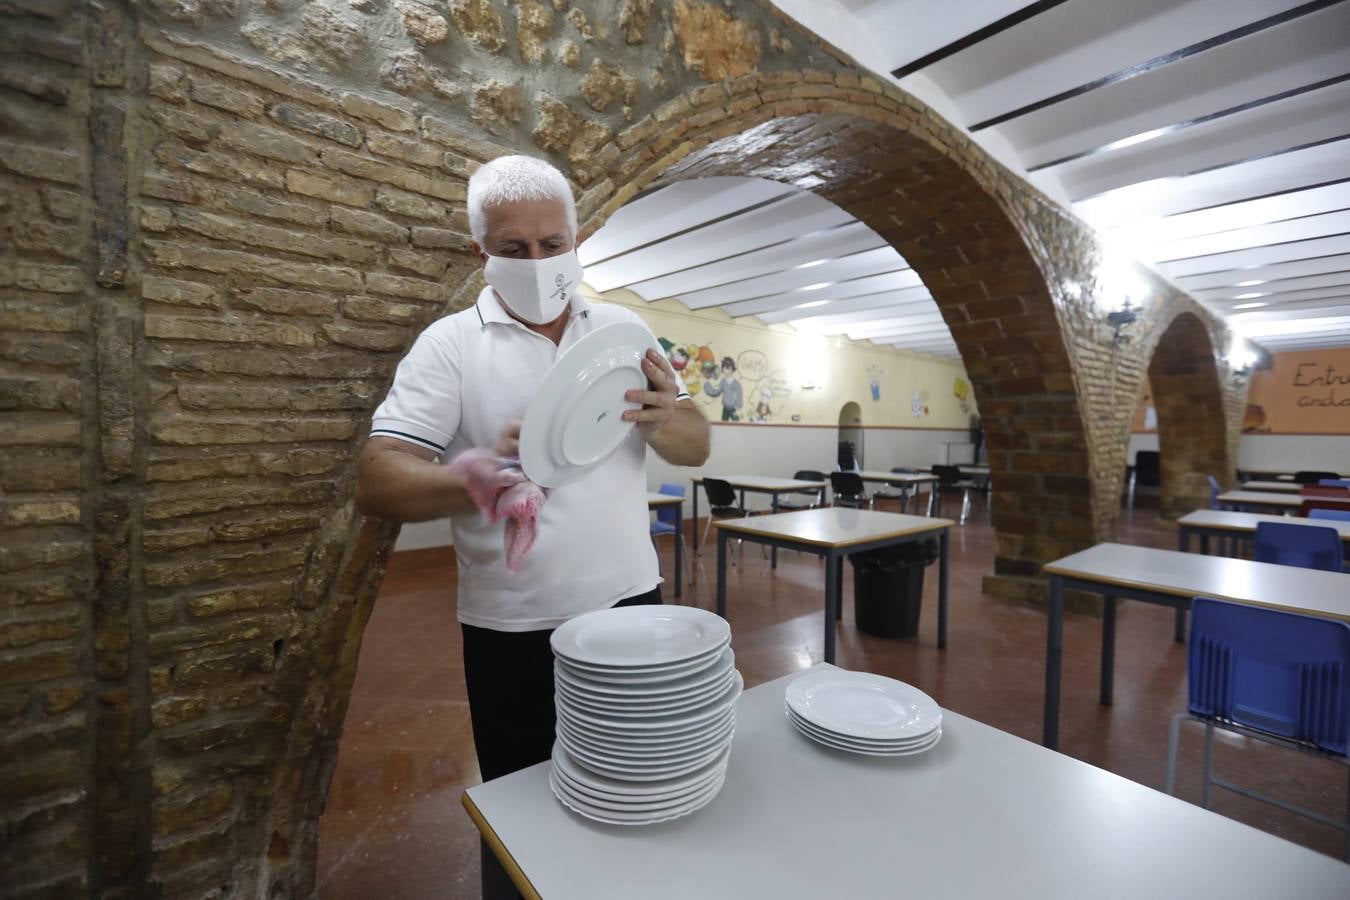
[[795, 259, 828, 269], [1233, 292, 1267, 300], [1232, 302, 1267, 310], [800, 282, 832, 291], [795, 299, 830, 309], [1235, 280, 1265, 287]]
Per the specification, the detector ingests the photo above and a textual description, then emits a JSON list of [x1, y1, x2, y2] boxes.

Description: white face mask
[[483, 251, 584, 325]]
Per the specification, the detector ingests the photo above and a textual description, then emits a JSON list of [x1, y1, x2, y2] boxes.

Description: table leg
[[1174, 602, 1187, 644], [1044, 574, 1064, 750], [938, 529, 949, 650], [769, 492, 779, 570], [1199, 533, 1210, 556], [1100, 594, 1115, 706], [834, 555, 844, 621], [481, 838, 520, 900], [823, 550, 839, 664], [1178, 527, 1190, 553], [673, 502, 683, 599], [715, 529, 728, 618], [692, 482, 701, 555]]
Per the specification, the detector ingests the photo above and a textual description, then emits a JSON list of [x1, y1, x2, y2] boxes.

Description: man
[[355, 155, 711, 787]]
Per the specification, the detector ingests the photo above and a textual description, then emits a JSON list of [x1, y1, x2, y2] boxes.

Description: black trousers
[[461, 587, 663, 782]]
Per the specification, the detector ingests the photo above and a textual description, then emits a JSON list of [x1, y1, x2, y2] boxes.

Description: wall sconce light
[[1106, 298, 1139, 345]]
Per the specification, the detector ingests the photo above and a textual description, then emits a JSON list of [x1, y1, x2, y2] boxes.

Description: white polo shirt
[[370, 286, 689, 632]]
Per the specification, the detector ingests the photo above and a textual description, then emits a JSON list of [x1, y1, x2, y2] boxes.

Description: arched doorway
[[838, 401, 864, 469], [1147, 312, 1233, 517]]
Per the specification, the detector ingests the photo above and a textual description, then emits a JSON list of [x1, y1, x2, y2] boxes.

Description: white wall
[[1238, 435, 1350, 474]]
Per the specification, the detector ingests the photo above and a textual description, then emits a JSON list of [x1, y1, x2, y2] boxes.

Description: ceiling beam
[[889, 0, 1072, 79]]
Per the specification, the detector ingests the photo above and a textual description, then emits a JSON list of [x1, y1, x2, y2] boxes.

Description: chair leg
[[1127, 470, 1137, 509], [1164, 713, 1185, 795], [959, 489, 971, 526], [1202, 722, 1215, 810], [678, 534, 692, 587], [699, 517, 714, 555]]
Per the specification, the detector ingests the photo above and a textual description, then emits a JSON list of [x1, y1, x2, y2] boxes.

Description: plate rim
[[550, 605, 731, 669]]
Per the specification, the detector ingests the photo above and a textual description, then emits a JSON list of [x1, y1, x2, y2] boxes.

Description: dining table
[[647, 492, 684, 598], [713, 508, 952, 663], [463, 663, 1350, 899], [690, 475, 828, 567], [1040, 543, 1350, 750]]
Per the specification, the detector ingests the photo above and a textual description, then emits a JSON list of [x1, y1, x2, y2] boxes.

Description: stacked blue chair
[[1310, 508, 1350, 522], [1165, 597, 1350, 859], [1253, 521, 1343, 572], [650, 483, 691, 587], [1320, 478, 1350, 488]]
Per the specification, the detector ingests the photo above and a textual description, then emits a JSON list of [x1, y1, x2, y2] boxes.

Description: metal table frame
[[856, 473, 939, 515], [690, 478, 827, 568], [1043, 571, 1188, 750], [647, 494, 683, 599], [714, 520, 950, 664], [1179, 517, 1350, 564]]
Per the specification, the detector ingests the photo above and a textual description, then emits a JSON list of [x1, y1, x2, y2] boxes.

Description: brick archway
[[1147, 311, 1233, 516], [584, 109, 1094, 597]]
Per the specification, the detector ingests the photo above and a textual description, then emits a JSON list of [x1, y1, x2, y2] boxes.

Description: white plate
[[552, 746, 727, 805], [556, 648, 729, 683], [785, 708, 935, 748], [554, 647, 735, 696], [519, 322, 657, 488], [550, 767, 725, 825], [552, 741, 730, 797], [559, 707, 735, 747], [559, 671, 742, 732], [790, 716, 943, 758], [551, 605, 731, 668], [557, 716, 736, 758], [550, 767, 726, 813], [785, 670, 941, 741], [556, 671, 735, 715], [561, 738, 731, 781]]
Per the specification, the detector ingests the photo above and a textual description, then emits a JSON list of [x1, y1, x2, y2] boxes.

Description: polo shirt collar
[[475, 285, 591, 328]]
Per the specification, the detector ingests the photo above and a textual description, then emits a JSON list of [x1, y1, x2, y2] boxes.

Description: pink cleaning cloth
[[445, 447, 525, 522], [445, 447, 548, 570], [497, 480, 547, 572]]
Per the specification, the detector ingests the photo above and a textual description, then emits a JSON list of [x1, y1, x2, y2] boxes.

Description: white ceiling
[[580, 0, 1350, 359]]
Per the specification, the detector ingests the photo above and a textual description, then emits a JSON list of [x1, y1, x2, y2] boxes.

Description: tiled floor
[[316, 499, 1349, 898]]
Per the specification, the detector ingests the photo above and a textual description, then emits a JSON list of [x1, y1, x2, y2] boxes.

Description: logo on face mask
[[551, 272, 571, 302], [482, 250, 584, 325]]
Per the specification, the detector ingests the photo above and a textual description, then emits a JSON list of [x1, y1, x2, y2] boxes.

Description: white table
[[691, 475, 828, 567], [647, 493, 684, 598], [1041, 543, 1350, 750], [1240, 480, 1303, 494], [1179, 509, 1350, 560], [714, 508, 951, 662], [463, 665, 1350, 900], [855, 470, 938, 514], [1216, 490, 1306, 513]]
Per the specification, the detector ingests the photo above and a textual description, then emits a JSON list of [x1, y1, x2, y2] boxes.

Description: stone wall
[[0, 0, 1247, 896]]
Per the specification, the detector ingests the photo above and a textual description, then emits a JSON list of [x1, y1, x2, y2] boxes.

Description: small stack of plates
[[549, 605, 741, 825], [785, 669, 942, 757]]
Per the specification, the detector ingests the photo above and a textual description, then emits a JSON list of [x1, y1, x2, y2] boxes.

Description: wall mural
[[1243, 348, 1350, 434], [659, 338, 792, 422]]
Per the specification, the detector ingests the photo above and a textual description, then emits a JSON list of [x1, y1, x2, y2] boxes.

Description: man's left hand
[[624, 349, 680, 436]]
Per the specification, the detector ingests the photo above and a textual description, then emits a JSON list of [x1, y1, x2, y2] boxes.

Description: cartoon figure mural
[[703, 356, 744, 421], [868, 365, 883, 402], [749, 386, 773, 422], [953, 376, 971, 415]]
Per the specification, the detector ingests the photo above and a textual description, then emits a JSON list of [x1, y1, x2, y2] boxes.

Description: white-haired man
[[356, 156, 711, 787]]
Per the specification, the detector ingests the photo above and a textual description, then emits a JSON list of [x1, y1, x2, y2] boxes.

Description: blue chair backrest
[[1205, 475, 1221, 510], [1319, 478, 1350, 488], [1253, 521, 1343, 572], [1309, 508, 1350, 523], [1188, 597, 1350, 754], [656, 483, 684, 525]]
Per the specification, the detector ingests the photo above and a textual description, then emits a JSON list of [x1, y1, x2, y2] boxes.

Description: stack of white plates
[[549, 605, 741, 825], [785, 669, 942, 757]]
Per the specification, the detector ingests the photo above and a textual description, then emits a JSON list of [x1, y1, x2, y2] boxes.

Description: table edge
[[462, 791, 543, 900], [714, 517, 954, 547]]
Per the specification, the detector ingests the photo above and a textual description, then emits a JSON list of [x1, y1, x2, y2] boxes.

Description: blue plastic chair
[[650, 483, 691, 585], [1205, 475, 1221, 509], [1310, 508, 1350, 522], [1320, 478, 1350, 488], [1253, 521, 1343, 572], [1165, 597, 1350, 859]]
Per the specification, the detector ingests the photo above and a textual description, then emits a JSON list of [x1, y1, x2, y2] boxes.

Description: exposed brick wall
[[0, 1, 1250, 895]]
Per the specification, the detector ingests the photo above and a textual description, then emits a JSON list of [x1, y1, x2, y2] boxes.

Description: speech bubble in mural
[[767, 370, 794, 398], [737, 350, 769, 382]]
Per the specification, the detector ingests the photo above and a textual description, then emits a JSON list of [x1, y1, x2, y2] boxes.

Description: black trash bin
[[850, 539, 938, 638]]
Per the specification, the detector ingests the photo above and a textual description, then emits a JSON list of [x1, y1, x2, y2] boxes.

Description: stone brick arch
[[576, 100, 1095, 598], [1145, 310, 1235, 517]]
